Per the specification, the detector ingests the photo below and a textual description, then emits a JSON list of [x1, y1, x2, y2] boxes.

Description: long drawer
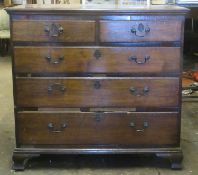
[[17, 112, 179, 146], [15, 77, 179, 108], [100, 20, 182, 42], [14, 47, 181, 74], [12, 20, 96, 42]]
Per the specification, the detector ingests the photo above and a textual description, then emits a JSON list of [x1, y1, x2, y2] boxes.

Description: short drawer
[[100, 20, 182, 42], [12, 20, 95, 42], [14, 47, 181, 74], [15, 77, 179, 108], [17, 112, 179, 146]]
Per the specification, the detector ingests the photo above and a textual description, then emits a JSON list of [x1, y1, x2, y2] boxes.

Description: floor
[[182, 54, 198, 98], [0, 56, 198, 175]]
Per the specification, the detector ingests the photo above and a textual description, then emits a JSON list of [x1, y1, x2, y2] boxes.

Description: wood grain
[[14, 47, 181, 74], [15, 77, 179, 108], [6, 4, 189, 170], [100, 20, 182, 42], [17, 112, 179, 146], [12, 20, 96, 42]]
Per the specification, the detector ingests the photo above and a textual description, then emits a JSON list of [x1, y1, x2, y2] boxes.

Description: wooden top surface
[[6, 4, 189, 15]]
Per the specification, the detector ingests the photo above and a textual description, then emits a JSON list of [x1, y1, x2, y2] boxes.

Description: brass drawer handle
[[128, 56, 150, 64], [129, 121, 149, 132], [48, 83, 66, 94], [94, 50, 102, 60], [45, 55, 64, 64], [131, 23, 150, 37], [44, 23, 64, 37], [129, 86, 149, 96], [48, 123, 67, 133]]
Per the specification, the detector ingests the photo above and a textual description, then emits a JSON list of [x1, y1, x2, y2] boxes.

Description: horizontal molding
[[14, 147, 182, 154]]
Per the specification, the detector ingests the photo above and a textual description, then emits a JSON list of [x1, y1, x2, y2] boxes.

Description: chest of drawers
[[6, 4, 188, 171]]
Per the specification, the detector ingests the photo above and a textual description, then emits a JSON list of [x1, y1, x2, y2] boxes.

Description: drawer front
[[16, 78, 179, 108], [12, 20, 95, 42], [17, 112, 179, 146], [14, 47, 181, 74], [100, 20, 182, 42]]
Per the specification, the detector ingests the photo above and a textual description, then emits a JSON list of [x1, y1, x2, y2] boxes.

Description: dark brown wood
[[14, 47, 181, 74], [6, 4, 189, 15], [100, 20, 182, 42], [15, 77, 179, 108], [6, 4, 188, 170], [12, 153, 40, 171], [12, 20, 96, 42], [156, 151, 183, 170], [11, 147, 183, 169], [17, 112, 179, 146]]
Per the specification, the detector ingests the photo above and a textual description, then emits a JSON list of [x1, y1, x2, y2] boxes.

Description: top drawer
[[100, 20, 182, 42], [12, 20, 96, 42]]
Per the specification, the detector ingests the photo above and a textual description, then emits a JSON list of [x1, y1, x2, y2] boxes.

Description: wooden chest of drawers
[[6, 4, 188, 171]]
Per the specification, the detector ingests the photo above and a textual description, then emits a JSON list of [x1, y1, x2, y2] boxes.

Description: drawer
[[17, 112, 179, 146], [14, 47, 181, 74], [12, 20, 95, 42], [15, 77, 179, 108], [100, 20, 182, 42]]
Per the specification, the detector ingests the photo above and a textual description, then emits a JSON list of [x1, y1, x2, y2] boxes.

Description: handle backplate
[[45, 55, 64, 64], [128, 56, 150, 64], [48, 123, 67, 133], [44, 23, 64, 37], [48, 83, 66, 94], [131, 23, 150, 37], [129, 121, 149, 132], [94, 50, 102, 60], [129, 86, 149, 96], [94, 80, 101, 89]]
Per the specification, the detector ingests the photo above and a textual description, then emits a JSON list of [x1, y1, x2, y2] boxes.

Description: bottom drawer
[[17, 112, 179, 147]]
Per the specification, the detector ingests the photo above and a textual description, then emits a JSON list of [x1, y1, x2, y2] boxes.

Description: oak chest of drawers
[[6, 4, 189, 170]]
